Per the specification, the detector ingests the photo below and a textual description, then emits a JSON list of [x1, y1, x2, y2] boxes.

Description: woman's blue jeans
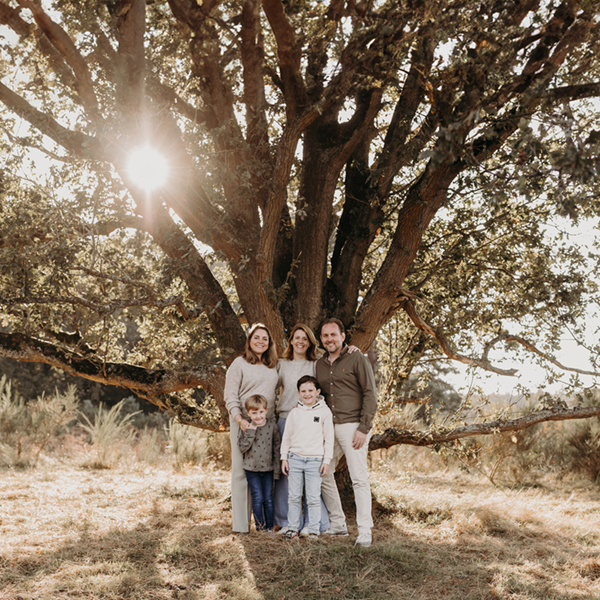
[[244, 470, 274, 531]]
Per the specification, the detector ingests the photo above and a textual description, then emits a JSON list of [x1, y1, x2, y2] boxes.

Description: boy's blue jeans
[[244, 470, 274, 531], [274, 417, 330, 531], [287, 452, 323, 535]]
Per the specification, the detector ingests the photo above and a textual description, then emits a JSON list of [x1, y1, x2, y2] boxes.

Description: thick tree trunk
[[292, 132, 339, 329]]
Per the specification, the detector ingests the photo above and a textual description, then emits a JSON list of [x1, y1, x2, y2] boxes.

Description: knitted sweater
[[224, 356, 279, 420], [276, 358, 317, 418], [237, 418, 281, 478], [280, 396, 334, 465]]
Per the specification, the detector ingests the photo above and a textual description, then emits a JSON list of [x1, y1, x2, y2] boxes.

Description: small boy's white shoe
[[299, 527, 309, 538]]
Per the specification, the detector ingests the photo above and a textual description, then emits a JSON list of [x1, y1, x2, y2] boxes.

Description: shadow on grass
[[1, 492, 241, 599], [237, 514, 599, 600], [2, 497, 599, 600]]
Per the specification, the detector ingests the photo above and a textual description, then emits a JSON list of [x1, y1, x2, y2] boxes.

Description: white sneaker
[[354, 533, 372, 547], [299, 527, 309, 538], [277, 527, 290, 535]]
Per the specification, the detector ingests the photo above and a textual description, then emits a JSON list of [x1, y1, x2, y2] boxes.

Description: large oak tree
[[1, 0, 600, 446]]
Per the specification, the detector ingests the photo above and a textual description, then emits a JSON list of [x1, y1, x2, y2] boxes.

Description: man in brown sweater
[[316, 318, 378, 548]]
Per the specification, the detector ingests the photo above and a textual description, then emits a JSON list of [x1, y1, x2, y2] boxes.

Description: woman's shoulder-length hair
[[244, 322, 278, 368], [281, 323, 322, 361]]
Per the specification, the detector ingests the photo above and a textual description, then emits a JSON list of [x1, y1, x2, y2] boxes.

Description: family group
[[224, 318, 378, 548]]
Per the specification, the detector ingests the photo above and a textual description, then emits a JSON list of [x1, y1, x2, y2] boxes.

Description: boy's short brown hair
[[245, 394, 268, 412], [297, 375, 320, 390]]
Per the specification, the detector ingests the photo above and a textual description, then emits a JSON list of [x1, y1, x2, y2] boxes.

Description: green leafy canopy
[[1, 0, 600, 441]]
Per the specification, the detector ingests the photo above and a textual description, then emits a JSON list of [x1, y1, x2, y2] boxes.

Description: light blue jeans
[[274, 417, 330, 531], [287, 452, 323, 535]]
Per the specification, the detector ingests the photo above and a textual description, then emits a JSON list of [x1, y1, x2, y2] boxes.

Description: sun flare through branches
[[126, 146, 170, 192]]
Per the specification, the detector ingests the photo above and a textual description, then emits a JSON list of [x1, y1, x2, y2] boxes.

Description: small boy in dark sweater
[[237, 394, 281, 532]]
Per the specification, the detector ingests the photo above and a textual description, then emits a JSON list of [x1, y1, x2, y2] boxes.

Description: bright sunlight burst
[[126, 146, 170, 191]]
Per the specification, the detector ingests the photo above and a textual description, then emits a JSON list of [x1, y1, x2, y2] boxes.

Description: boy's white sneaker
[[299, 527, 309, 538], [277, 527, 290, 535], [322, 527, 349, 537], [354, 533, 372, 547]]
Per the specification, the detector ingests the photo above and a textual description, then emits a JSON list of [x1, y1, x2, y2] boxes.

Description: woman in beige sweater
[[224, 323, 279, 533], [274, 324, 323, 531]]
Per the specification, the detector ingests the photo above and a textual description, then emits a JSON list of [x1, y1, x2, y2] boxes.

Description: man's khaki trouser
[[320, 422, 373, 535]]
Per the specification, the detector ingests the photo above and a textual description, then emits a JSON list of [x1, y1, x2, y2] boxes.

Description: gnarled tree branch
[[370, 404, 600, 450], [400, 296, 518, 376], [0, 331, 226, 411], [0, 81, 106, 160], [0, 294, 198, 320], [113, 0, 146, 117], [261, 0, 307, 116], [18, 0, 103, 124], [0, 0, 31, 36], [483, 333, 600, 378]]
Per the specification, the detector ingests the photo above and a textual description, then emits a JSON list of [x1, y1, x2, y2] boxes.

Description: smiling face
[[290, 328, 310, 359], [249, 328, 270, 359], [247, 406, 268, 427], [283, 324, 320, 361], [298, 381, 320, 407], [320, 322, 346, 359]]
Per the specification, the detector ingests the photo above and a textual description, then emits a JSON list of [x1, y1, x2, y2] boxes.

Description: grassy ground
[[2, 448, 600, 600]]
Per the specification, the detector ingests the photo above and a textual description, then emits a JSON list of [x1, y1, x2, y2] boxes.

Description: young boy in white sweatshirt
[[280, 375, 334, 539]]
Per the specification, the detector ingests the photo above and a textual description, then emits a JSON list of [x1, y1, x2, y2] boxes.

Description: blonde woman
[[274, 324, 322, 533], [224, 323, 279, 533]]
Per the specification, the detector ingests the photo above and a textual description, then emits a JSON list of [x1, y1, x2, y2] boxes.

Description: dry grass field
[[2, 441, 600, 600]]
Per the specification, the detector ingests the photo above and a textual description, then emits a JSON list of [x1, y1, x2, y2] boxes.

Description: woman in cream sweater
[[274, 324, 327, 532], [224, 323, 279, 533]]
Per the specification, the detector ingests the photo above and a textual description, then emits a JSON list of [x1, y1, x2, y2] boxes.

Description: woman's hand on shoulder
[[347, 345, 361, 354]]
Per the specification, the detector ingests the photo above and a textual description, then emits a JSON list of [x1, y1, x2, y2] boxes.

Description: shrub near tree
[[1, 1, 600, 451]]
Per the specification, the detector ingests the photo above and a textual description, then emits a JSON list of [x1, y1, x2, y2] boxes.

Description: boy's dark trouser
[[244, 470, 274, 530]]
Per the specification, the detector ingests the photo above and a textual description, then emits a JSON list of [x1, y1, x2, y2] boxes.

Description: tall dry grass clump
[[0, 373, 234, 472], [79, 399, 140, 468], [165, 419, 206, 469], [165, 420, 231, 470], [135, 426, 165, 465], [0, 376, 79, 468], [566, 418, 600, 482], [445, 414, 600, 487]]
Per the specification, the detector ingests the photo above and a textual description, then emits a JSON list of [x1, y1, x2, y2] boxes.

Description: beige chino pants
[[320, 422, 373, 535], [229, 416, 252, 532]]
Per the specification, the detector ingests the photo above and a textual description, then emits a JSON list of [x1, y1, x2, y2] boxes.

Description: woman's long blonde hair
[[281, 323, 321, 361], [244, 323, 278, 368]]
